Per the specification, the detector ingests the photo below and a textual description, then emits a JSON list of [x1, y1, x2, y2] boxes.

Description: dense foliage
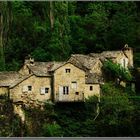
[[0, 96, 24, 137], [0, 1, 139, 70], [103, 60, 133, 81]]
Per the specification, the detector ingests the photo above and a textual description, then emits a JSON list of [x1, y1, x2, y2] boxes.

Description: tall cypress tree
[[48, 1, 71, 61], [0, 2, 12, 71]]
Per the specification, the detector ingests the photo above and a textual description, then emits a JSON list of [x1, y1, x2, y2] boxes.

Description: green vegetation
[[103, 60, 133, 81], [0, 96, 23, 137], [0, 1, 139, 70]]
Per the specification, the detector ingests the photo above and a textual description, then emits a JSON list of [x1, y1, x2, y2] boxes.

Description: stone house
[[10, 61, 58, 105], [0, 71, 22, 96], [18, 60, 101, 103], [52, 62, 100, 102], [0, 45, 134, 105], [9, 74, 52, 104]]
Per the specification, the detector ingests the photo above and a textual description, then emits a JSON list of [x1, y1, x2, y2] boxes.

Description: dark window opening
[[63, 86, 69, 95], [90, 86, 93, 91], [75, 92, 79, 95], [66, 69, 71, 73], [45, 88, 49, 93], [28, 86, 32, 91]]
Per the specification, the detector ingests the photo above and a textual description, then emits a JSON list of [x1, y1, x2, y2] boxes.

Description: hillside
[[0, 1, 140, 137], [0, 1, 140, 71]]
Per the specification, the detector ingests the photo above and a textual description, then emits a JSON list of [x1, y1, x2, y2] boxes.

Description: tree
[[48, 2, 71, 61], [0, 2, 12, 71], [104, 2, 137, 50], [90, 82, 135, 136]]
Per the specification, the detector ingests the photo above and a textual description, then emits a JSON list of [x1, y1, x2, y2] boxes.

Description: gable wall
[[91, 60, 103, 74], [123, 49, 133, 67], [10, 75, 51, 103], [115, 52, 129, 68], [54, 63, 85, 102]]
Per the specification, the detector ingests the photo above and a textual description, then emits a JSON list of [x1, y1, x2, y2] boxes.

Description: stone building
[[0, 45, 134, 105], [0, 71, 22, 96]]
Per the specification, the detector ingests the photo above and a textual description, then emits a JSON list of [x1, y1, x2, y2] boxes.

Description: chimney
[[24, 55, 35, 66]]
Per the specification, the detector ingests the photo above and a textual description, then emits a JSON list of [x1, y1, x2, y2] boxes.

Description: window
[[75, 92, 79, 95], [65, 69, 71, 73], [71, 81, 77, 89], [63, 86, 69, 95], [90, 86, 93, 91], [22, 85, 32, 93], [28, 86, 32, 91], [45, 88, 49, 93], [40, 87, 49, 94]]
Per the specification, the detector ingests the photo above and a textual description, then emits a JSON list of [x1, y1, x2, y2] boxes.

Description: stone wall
[[0, 87, 8, 96], [91, 60, 103, 75], [10, 75, 51, 105], [54, 63, 86, 102], [84, 84, 100, 99], [123, 47, 133, 68], [115, 52, 129, 68]]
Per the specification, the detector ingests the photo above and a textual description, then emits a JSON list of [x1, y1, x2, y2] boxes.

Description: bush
[[103, 60, 132, 81], [42, 123, 63, 137]]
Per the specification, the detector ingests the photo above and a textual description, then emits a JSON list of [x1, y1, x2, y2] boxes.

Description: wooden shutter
[[22, 85, 28, 92], [40, 87, 45, 94], [71, 82, 77, 90]]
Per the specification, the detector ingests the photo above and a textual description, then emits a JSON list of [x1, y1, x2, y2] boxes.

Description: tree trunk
[[50, 1, 54, 30], [0, 2, 5, 71]]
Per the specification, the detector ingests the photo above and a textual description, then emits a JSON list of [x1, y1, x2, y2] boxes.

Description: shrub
[[103, 60, 132, 81], [42, 123, 63, 137]]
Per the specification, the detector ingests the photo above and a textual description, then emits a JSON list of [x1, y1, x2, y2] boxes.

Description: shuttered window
[[22, 85, 32, 93], [40, 87, 49, 94]]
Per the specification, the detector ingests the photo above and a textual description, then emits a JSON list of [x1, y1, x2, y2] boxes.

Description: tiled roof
[[0, 71, 22, 87], [9, 74, 33, 88], [27, 62, 53, 76], [89, 50, 122, 59], [85, 73, 103, 84], [68, 54, 100, 71], [27, 61, 65, 76], [48, 62, 66, 71]]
